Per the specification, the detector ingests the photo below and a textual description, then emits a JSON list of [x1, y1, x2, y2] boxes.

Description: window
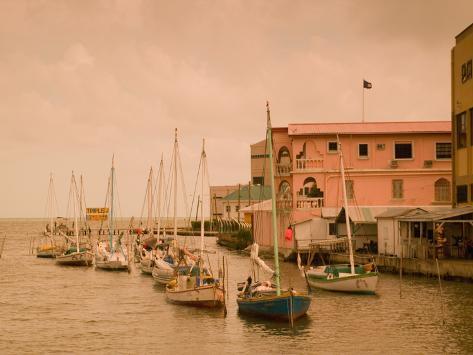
[[456, 112, 467, 149], [392, 179, 403, 199], [394, 142, 413, 159], [457, 185, 468, 203], [252, 176, 264, 185], [225, 205, 231, 212], [345, 180, 354, 199], [358, 144, 369, 158], [327, 141, 338, 153], [470, 108, 473, 146], [434, 178, 451, 202], [235, 205, 240, 212], [435, 142, 452, 160], [328, 223, 337, 236]]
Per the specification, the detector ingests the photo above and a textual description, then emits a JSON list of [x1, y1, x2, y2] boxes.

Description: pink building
[[248, 121, 452, 251]]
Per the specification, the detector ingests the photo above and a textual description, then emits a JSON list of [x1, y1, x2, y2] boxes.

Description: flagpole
[[362, 80, 365, 123]]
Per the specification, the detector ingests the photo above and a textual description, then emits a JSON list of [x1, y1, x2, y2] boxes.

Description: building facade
[[452, 23, 473, 207]]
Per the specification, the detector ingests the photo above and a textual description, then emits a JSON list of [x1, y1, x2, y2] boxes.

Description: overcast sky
[[1, 0, 472, 218]]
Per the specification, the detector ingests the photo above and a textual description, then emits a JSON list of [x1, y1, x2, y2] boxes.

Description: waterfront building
[[452, 23, 473, 207], [247, 120, 452, 251]]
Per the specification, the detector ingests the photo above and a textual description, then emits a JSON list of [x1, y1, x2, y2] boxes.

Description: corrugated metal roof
[[398, 206, 473, 222], [288, 121, 450, 136]]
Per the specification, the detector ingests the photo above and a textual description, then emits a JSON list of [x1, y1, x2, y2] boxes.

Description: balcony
[[276, 163, 291, 176], [296, 196, 324, 209], [295, 158, 324, 171]]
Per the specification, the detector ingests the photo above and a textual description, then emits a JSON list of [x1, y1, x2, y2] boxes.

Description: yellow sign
[[86, 207, 109, 221]]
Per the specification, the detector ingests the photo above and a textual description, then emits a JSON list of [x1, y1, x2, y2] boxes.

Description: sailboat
[[95, 156, 130, 271], [304, 138, 378, 294], [236, 103, 311, 322], [165, 139, 224, 308], [152, 129, 185, 285], [37, 173, 63, 258], [139, 160, 165, 275], [56, 172, 94, 266]]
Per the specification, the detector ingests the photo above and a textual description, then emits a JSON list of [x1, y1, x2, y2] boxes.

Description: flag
[[363, 80, 372, 89]]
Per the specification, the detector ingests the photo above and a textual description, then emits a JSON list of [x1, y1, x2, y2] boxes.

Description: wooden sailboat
[[37, 173, 63, 258], [305, 138, 378, 294], [95, 156, 129, 271], [237, 103, 311, 322], [56, 172, 94, 266], [152, 129, 182, 285], [166, 139, 224, 308]]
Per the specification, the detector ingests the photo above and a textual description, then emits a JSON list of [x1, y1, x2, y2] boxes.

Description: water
[[1, 219, 473, 354]]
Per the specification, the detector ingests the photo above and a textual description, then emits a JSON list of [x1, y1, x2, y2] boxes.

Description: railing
[[276, 199, 293, 210], [295, 158, 324, 171], [276, 163, 291, 176], [296, 196, 324, 209]]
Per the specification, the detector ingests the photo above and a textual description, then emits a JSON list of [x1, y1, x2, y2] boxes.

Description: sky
[[1, 0, 472, 218]]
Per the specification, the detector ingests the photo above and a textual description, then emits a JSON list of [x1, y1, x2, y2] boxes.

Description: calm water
[[1, 219, 473, 354]]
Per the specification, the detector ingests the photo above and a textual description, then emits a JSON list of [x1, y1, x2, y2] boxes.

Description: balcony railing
[[295, 158, 324, 171], [296, 196, 324, 209], [276, 163, 291, 176]]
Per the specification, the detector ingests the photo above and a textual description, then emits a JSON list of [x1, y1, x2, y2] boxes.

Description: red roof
[[288, 121, 451, 136]]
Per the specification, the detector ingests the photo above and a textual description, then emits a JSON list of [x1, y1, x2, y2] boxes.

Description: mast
[[72, 172, 79, 253], [338, 137, 355, 274], [110, 155, 115, 254], [173, 129, 178, 238], [266, 102, 281, 296], [200, 139, 205, 260], [49, 173, 53, 235], [156, 156, 164, 239], [147, 167, 154, 235]]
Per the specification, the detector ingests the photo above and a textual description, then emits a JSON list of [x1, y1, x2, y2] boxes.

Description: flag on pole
[[363, 80, 372, 89]]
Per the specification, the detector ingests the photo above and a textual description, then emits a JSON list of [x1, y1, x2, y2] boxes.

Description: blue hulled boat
[[236, 103, 311, 323]]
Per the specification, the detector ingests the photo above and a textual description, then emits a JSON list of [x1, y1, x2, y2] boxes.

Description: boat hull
[[237, 292, 311, 321], [55, 251, 94, 266], [166, 285, 224, 308], [95, 260, 129, 271], [140, 259, 155, 275], [307, 271, 378, 294]]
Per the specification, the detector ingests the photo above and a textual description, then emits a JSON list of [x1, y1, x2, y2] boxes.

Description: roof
[[222, 185, 272, 201], [456, 22, 473, 41], [240, 199, 272, 212], [397, 206, 473, 222], [375, 208, 428, 219], [288, 121, 451, 136]]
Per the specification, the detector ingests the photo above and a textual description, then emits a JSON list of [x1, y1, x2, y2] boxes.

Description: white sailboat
[[37, 173, 63, 258], [56, 172, 94, 266], [166, 139, 224, 308], [152, 129, 183, 285], [305, 138, 378, 294], [95, 156, 129, 271]]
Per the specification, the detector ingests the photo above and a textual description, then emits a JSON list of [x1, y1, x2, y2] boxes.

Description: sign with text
[[86, 207, 109, 221]]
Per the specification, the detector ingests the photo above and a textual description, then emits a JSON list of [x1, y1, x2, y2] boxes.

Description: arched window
[[278, 146, 291, 164], [300, 177, 323, 197], [435, 178, 451, 202], [279, 180, 291, 199]]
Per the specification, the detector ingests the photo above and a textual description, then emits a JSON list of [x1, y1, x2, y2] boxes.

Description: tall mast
[[200, 139, 206, 259], [72, 172, 79, 253], [173, 129, 178, 238], [49, 173, 53, 235], [156, 156, 164, 239], [266, 102, 281, 296], [147, 167, 154, 235], [338, 137, 355, 274], [110, 155, 115, 254]]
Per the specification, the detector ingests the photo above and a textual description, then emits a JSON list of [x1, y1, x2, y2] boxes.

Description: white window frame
[[327, 141, 338, 154], [393, 141, 414, 161], [358, 143, 369, 159], [434, 142, 452, 161]]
